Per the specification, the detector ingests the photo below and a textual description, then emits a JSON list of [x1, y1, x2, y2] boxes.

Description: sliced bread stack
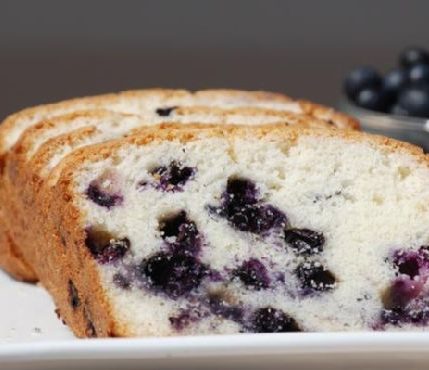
[[14, 89, 429, 337], [0, 89, 357, 282]]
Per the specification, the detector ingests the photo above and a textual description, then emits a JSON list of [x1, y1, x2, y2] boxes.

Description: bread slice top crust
[[14, 108, 331, 164], [0, 89, 359, 156]]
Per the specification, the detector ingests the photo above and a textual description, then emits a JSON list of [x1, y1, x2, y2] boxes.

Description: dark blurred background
[[1, 0, 428, 118]]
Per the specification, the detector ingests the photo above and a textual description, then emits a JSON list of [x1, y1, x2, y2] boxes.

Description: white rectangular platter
[[1, 270, 429, 370]]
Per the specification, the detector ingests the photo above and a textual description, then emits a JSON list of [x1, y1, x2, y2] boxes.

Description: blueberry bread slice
[[1, 110, 331, 281], [9, 125, 429, 337]]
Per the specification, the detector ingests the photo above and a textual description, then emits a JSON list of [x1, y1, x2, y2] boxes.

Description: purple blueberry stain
[[210, 177, 287, 235], [284, 228, 325, 256], [86, 181, 123, 208], [295, 262, 336, 294], [248, 307, 301, 333], [381, 299, 429, 327], [113, 273, 131, 290], [382, 276, 423, 310], [150, 161, 196, 192], [208, 294, 244, 323], [169, 294, 245, 332], [140, 252, 209, 298], [85, 227, 130, 264], [208, 269, 224, 282], [232, 258, 270, 290], [169, 305, 209, 331]]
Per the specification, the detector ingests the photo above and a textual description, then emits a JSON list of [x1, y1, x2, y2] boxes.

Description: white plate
[[1, 270, 429, 370]]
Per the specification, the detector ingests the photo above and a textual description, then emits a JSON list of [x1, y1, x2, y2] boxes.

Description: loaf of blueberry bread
[[0, 89, 358, 281], [5, 124, 429, 337], [0, 108, 333, 281]]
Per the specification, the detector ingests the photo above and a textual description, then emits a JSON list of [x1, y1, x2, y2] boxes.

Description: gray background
[[1, 0, 428, 118]]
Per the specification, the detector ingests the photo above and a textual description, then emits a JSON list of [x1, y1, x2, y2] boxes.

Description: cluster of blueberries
[[84, 160, 429, 330], [344, 47, 429, 118], [84, 169, 338, 332]]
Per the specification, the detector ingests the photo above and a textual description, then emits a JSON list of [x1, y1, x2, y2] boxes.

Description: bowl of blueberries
[[339, 46, 429, 152]]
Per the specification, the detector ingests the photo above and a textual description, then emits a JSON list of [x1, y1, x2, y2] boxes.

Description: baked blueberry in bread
[[5, 125, 429, 337]]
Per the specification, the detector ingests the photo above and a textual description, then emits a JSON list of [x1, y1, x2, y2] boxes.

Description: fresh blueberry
[[156, 106, 177, 117], [284, 228, 325, 256], [85, 228, 130, 264], [68, 280, 80, 309], [295, 262, 336, 293], [409, 64, 429, 84], [399, 47, 429, 69], [159, 211, 201, 256], [233, 258, 270, 290], [344, 66, 382, 100], [355, 87, 390, 112], [383, 68, 409, 96], [151, 161, 196, 192], [86, 183, 123, 208], [397, 84, 429, 118], [141, 252, 208, 298], [249, 307, 301, 333]]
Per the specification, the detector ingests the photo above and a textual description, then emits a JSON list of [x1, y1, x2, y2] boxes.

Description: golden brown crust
[[11, 107, 332, 176], [0, 211, 37, 282], [0, 88, 358, 154], [298, 100, 360, 130], [54, 124, 425, 170], [172, 105, 338, 128]]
